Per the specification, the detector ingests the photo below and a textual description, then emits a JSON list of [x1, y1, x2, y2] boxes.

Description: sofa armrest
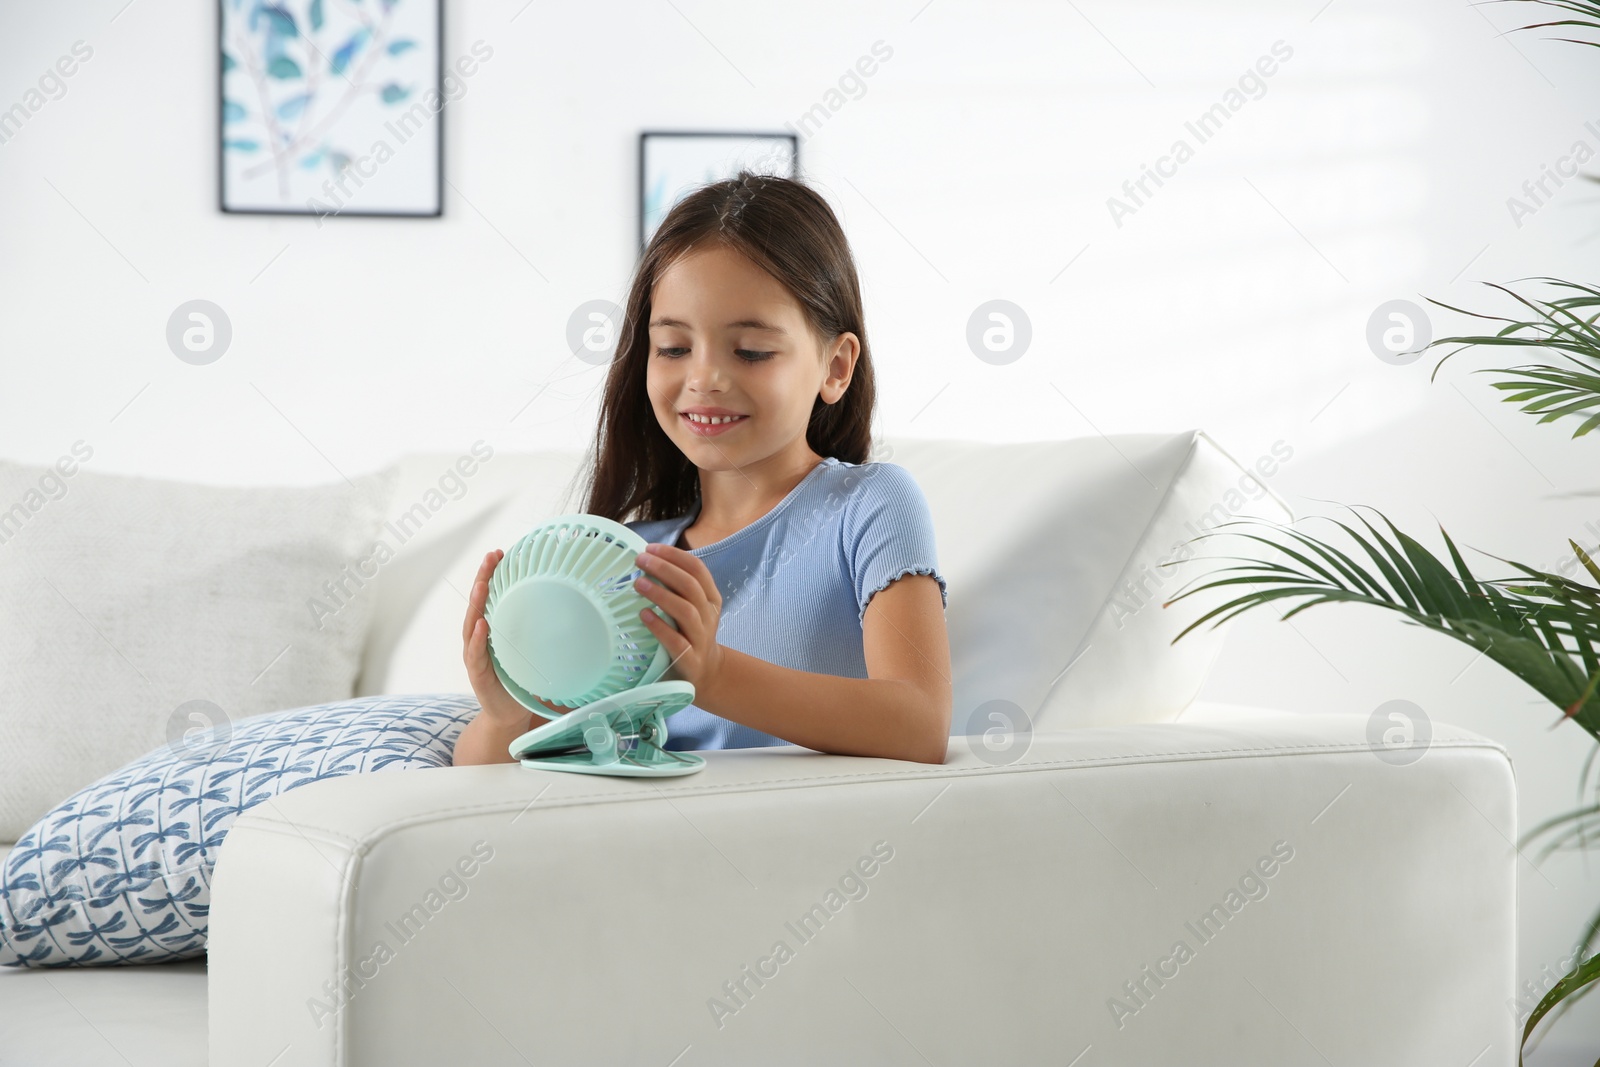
[[209, 713, 1516, 1067], [1178, 698, 1310, 723]]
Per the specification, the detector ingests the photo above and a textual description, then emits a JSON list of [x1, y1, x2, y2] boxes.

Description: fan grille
[[484, 515, 673, 708]]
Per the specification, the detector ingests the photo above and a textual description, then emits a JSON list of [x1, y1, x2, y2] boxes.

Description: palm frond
[[1482, 0, 1600, 52], [1423, 278, 1600, 438], [1523, 802, 1600, 861], [1163, 503, 1600, 742], [1520, 948, 1600, 1064], [1400, 10, 1600, 1062]]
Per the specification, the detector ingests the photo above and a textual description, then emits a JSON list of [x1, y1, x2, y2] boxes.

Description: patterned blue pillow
[[0, 693, 478, 968]]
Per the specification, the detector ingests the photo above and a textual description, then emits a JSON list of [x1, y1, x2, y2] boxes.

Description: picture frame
[[638, 131, 800, 251], [218, 0, 443, 218]]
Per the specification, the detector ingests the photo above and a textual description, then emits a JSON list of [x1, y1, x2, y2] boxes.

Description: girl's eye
[[653, 347, 774, 363]]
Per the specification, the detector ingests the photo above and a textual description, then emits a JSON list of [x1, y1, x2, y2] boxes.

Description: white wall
[[4, 0, 1600, 1054]]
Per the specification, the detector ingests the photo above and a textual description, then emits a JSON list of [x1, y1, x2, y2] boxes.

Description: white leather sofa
[[0, 432, 1517, 1066]]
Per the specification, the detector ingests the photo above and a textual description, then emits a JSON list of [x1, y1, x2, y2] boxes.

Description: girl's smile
[[680, 409, 750, 436]]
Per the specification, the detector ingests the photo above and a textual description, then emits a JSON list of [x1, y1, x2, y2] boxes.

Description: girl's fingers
[[646, 545, 720, 604], [463, 556, 488, 642], [464, 554, 517, 707], [465, 617, 491, 681], [637, 576, 693, 625], [463, 582, 482, 644], [639, 607, 687, 660], [463, 550, 502, 643]]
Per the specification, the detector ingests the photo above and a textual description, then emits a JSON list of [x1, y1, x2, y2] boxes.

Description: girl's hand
[[463, 549, 567, 726], [633, 543, 727, 698]]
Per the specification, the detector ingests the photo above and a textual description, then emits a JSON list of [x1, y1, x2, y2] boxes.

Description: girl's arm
[[633, 540, 952, 764], [697, 574, 952, 764], [453, 709, 534, 766]]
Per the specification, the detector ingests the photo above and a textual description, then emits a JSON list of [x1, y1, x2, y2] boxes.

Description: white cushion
[[353, 446, 587, 697], [0, 957, 207, 1064], [895, 431, 1294, 731], [359, 431, 1291, 735], [0, 459, 396, 841]]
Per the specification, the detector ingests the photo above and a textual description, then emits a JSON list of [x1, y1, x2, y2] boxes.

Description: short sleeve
[[842, 463, 949, 626]]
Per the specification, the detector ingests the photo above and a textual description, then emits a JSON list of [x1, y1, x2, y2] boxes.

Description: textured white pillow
[[0, 458, 397, 841], [888, 430, 1294, 732]]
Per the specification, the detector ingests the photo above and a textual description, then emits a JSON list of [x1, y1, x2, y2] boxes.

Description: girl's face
[[645, 242, 855, 473]]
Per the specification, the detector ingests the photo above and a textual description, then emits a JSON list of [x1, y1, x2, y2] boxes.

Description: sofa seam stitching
[[245, 736, 1509, 841]]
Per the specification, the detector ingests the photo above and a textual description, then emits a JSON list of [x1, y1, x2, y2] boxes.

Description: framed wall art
[[639, 131, 799, 250], [219, 0, 443, 217]]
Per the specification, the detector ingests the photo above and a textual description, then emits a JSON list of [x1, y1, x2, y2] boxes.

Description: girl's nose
[[685, 352, 730, 390]]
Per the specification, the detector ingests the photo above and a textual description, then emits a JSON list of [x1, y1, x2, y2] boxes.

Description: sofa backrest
[[358, 430, 1292, 734]]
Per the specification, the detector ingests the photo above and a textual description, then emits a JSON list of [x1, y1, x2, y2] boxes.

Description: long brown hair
[[578, 170, 877, 525]]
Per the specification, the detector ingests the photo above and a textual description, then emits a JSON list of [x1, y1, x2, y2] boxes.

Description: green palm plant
[[1429, 277, 1600, 435], [1164, 278, 1600, 1058], [1163, 3, 1600, 1053], [1165, 499, 1600, 1058]]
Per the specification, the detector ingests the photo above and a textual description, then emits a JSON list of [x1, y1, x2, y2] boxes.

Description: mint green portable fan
[[483, 513, 706, 777]]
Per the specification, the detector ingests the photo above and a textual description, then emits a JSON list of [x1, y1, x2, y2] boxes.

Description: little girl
[[453, 172, 951, 767]]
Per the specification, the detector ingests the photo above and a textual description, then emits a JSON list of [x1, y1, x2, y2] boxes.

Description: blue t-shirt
[[625, 455, 948, 752]]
